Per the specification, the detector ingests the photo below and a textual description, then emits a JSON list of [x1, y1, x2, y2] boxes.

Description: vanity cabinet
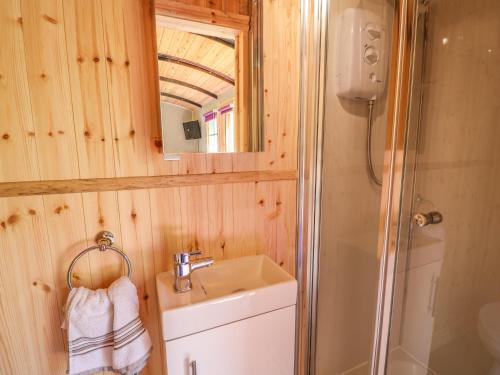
[[165, 306, 295, 375], [156, 255, 298, 375]]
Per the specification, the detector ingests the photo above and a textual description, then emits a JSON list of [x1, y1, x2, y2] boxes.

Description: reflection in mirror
[[155, 4, 263, 156]]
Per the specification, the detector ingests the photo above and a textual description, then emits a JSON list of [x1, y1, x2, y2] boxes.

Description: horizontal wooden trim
[[196, 34, 235, 49], [158, 53, 235, 85], [160, 76, 218, 99], [155, 0, 250, 31], [0, 170, 297, 197], [160, 91, 202, 108]]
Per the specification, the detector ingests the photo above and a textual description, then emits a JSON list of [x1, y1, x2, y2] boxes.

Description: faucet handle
[[174, 250, 202, 264], [189, 251, 202, 257]]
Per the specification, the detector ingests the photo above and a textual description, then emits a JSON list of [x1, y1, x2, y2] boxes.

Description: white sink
[[156, 254, 297, 341]]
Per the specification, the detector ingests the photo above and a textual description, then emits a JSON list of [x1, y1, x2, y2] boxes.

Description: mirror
[[154, 2, 263, 156]]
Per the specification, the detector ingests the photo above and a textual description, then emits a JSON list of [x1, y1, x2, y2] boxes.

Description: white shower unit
[[335, 7, 389, 101]]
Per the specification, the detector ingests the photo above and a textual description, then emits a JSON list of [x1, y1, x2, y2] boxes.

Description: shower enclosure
[[298, 0, 500, 374]]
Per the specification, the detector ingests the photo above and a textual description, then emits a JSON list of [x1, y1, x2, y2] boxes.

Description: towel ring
[[67, 231, 132, 290]]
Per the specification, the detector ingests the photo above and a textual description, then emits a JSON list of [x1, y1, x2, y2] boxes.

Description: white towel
[[63, 277, 152, 375]]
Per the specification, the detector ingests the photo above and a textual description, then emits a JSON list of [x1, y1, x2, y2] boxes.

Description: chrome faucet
[[174, 251, 214, 293]]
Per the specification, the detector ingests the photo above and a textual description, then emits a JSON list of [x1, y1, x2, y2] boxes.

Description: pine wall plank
[[21, 0, 80, 180], [0, 0, 299, 373], [0, 0, 39, 182], [63, 0, 116, 179], [0, 197, 67, 374]]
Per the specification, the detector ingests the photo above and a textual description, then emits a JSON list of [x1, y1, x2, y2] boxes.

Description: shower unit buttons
[[364, 25, 381, 83]]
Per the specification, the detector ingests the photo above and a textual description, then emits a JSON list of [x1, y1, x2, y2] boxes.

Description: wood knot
[[58, 130, 64, 135], [93, 57, 100, 63], [32, 281, 51, 292], [28, 209, 36, 216], [84, 130, 91, 138], [143, 294, 149, 300], [28, 131, 35, 137], [266, 113, 270, 118], [154, 139, 163, 149], [282, 132, 287, 137], [77, 56, 84, 63], [129, 129, 135, 137], [101, 138, 105, 142], [267, 139, 272, 144], [0, 222, 6, 229], [259, 199, 264, 206], [279, 261, 284, 266], [280, 152, 286, 159], [17, 17, 23, 25], [124, 60, 130, 66], [43, 14, 58, 24], [131, 210, 137, 220], [40, 73, 47, 80], [106, 57, 113, 63], [269, 160, 275, 165], [7, 214, 19, 225], [276, 200, 282, 206], [48, 131, 53, 136], [114, 137, 119, 141], [54, 204, 69, 214], [98, 216, 105, 225], [2, 133, 9, 140]]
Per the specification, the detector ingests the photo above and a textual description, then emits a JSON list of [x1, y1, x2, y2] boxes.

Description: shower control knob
[[364, 46, 380, 65], [365, 23, 382, 40], [413, 211, 443, 228]]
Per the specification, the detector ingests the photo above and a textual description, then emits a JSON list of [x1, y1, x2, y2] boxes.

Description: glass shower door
[[386, 0, 500, 374]]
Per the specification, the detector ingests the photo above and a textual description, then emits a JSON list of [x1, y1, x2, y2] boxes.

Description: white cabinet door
[[165, 306, 295, 375]]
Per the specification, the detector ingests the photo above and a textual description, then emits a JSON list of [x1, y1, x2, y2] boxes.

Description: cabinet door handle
[[191, 360, 197, 375]]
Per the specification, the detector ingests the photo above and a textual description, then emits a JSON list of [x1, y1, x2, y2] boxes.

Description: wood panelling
[[0, 0, 298, 182], [163, 0, 250, 16], [0, 0, 299, 374], [155, 0, 250, 30]]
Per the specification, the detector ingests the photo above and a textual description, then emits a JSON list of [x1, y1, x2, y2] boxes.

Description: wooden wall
[[161, 0, 250, 16], [0, 0, 299, 374]]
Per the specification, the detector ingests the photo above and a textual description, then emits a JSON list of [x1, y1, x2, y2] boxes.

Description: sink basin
[[156, 254, 297, 341]]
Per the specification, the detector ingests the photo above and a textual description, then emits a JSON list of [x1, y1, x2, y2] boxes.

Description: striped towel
[[63, 277, 152, 375]]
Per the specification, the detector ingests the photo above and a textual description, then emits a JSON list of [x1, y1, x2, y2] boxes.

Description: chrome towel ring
[[67, 231, 132, 290]]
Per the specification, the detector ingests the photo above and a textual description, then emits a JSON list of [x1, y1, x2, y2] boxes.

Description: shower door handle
[[413, 211, 443, 227]]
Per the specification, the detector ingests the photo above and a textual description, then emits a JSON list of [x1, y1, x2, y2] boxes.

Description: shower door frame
[[296, 0, 419, 374]]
